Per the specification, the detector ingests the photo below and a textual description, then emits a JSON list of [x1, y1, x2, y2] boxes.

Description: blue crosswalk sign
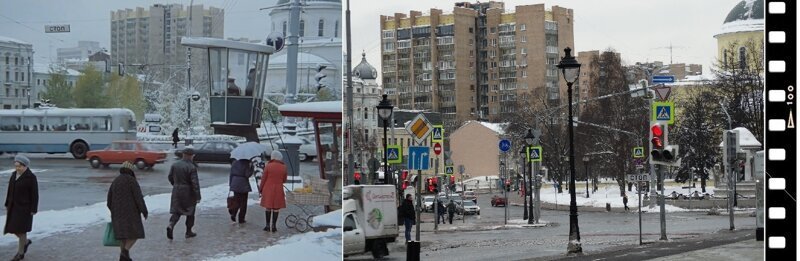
[[408, 146, 430, 170]]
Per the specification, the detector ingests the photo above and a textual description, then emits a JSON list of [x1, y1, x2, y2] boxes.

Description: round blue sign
[[499, 139, 511, 152]]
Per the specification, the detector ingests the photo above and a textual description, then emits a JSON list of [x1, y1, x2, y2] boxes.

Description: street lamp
[[583, 156, 589, 198], [525, 129, 535, 224], [376, 94, 394, 187], [557, 47, 582, 254], [519, 147, 528, 220]]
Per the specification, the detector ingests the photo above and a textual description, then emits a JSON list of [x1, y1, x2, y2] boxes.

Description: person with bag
[[259, 150, 287, 232], [167, 148, 201, 240], [228, 159, 253, 224], [4, 155, 38, 261], [398, 194, 415, 242], [171, 128, 180, 149], [107, 161, 148, 261]]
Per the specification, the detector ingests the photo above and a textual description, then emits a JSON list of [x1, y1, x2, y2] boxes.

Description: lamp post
[[519, 147, 528, 220], [583, 156, 589, 198], [525, 129, 535, 224], [557, 47, 582, 254], [377, 94, 394, 187]]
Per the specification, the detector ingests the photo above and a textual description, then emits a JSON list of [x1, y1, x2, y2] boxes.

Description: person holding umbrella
[[228, 159, 253, 224]]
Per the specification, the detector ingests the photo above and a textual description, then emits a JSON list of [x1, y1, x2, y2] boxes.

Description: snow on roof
[[0, 36, 31, 45], [181, 37, 275, 54], [665, 74, 715, 86], [461, 120, 507, 135], [715, 18, 764, 37], [0, 107, 134, 117], [717, 127, 762, 148], [278, 101, 342, 113]]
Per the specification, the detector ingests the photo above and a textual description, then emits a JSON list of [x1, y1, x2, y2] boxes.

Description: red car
[[491, 195, 506, 207], [86, 140, 167, 170]]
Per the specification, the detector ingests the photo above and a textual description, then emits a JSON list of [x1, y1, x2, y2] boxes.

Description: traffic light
[[401, 170, 409, 182], [650, 123, 679, 165], [354, 172, 361, 185]]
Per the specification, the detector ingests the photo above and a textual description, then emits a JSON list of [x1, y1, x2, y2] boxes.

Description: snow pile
[[207, 228, 342, 261], [0, 183, 233, 246], [536, 184, 715, 213], [312, 209, 342, 227]]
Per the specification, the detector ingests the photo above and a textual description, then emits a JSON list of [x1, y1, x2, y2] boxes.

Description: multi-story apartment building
[[110, 4, 223, 79], [380, 1, 574, 131], [0, 36, 34, 109]]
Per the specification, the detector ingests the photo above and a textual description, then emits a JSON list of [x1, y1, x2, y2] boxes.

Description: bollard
[[606, 203, 611, 212], [407, 241, 421, 261]]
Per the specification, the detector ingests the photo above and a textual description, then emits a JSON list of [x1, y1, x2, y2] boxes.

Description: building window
[[299, 20, 305, 37], [318, 19, 325, 37], [335, 20, 339, 37], [520, 24, 526, 31], [723, 50, 728, 70], [283, 21, 287, 37], [739, 46, 746, 70], [521, 36, 527, 43]]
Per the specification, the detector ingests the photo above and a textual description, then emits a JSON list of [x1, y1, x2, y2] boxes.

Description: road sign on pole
[[499, 139, 511, 152], [405, 114, 434, 144], [652, 75, 675, 84], [458, 165, 465, 174], [527, 146, 543, 162], [431, 125, 444, 143], [433, 142, 442, 155], [408, 146, 430, 170], [653, 85, 672, 100], [627, 174, 650, 182], [445, 166, 454, 175], [386, 145, 403, 164], [633, 147, 645, 158], [652, 101, 675, 125]]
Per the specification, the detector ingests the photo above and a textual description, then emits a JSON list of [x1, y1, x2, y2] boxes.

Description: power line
[[0, 13, 65, 43]]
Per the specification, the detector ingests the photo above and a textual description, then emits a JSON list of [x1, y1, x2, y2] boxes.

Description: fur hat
[[183, 147, 195, 155], [270, 150, 283, 161], [14, 154, 30, 167], [120, 161, 135, 171]]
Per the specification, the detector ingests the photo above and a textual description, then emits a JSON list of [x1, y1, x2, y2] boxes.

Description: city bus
[[0, 108, 138, 159]]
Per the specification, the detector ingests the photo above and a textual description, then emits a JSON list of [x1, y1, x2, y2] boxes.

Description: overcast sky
[[0, 0, 277, 66], [345, 0, 747, 78]]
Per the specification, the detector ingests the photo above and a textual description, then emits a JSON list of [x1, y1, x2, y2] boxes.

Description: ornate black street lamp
[[525, 129, 535, 224], [376, 94, 394, 186], [557, 47, 582, 254], [519, 146, 528, 220]]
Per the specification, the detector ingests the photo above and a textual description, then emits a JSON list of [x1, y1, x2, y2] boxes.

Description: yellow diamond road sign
[[405, 113, 433, 144]]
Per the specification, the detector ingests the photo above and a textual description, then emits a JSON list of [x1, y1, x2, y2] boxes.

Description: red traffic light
[[401, 181, 409, 190], [450, 175, 456, 183], [651, 137, 663, 148], [651, 124, 663, 137], [401, 170, 409, 181], [354, 172, 361, 181]]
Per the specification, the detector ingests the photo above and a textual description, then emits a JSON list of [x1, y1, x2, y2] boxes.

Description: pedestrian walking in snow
[[4, 155, 38, 261], [398, 194, 415, 242], [436, 200, 446, 224], [259, 150, 287, 232], [167, 148, 201, 240], [623, 195, 630, 211], [107, 161, 148, 261], [172, 128, 180, 149], [447, 200, 456, 224], [228, 159, 253, 224]]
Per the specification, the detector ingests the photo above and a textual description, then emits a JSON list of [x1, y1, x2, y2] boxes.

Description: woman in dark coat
[[4, 155, 38, 261], [171, 128, 180, 149], [259, 150, 287, 232], [228, 159, 253, 223], [107, 161, 148, 261]]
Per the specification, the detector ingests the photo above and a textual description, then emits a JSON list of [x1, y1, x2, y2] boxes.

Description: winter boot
[[263, 211, 271, 231], [185, 224, 197, 238], [166, 223, 175, 240], [120, 249, 131, 261], [11, 253, 23, 261], [23, 240, 31, 254], [270, 211, 279, 232]]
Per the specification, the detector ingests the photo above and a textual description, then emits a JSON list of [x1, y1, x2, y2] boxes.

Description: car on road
[[461, 200, 480, 215], [174, 141, 239, 164], [491, 195, 506, 207], [260, 137, 318, 162], [87, 140, 167, 170], [423, 196, 435, 212], [462, 190, 478, 203]]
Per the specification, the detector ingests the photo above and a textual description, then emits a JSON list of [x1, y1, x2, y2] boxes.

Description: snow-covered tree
[[41, 67, 74, 108]]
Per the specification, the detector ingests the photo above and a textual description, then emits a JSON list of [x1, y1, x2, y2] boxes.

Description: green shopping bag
[[103, 222, 121, 247]]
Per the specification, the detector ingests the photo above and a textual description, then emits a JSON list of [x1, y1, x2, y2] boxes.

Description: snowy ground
[[0, 183, 239, 246], [534, 183, 718, 213], [207, 228, 342, 261]]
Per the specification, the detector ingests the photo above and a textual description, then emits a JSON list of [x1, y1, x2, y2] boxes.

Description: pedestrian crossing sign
[[527, 146, 543, 162], [652, 101, 675, 125], [445, 166, 454, 174], [431, 125, 444, 143], [386, 145, 402, 164], [633, 147, 645, 158]]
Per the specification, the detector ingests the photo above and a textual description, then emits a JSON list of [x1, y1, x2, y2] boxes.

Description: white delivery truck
[[343, 185, 398, 259]]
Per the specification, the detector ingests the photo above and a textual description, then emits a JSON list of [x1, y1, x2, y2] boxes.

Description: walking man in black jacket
[[398, 194, 415, 242]]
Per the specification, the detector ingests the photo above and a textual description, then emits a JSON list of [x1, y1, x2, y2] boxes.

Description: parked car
[[423, 196, 435, 212], [491, 195, 506, 207], [174, 141, 239, 164], [461, 200, 481, 215], [87, 140, 167, 170], [259, 137, 318, 162], [462, 190, 478, 203]]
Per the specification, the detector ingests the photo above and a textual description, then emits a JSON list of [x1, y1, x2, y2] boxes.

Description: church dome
[[352, 52, 377, 80], [715, 0, 764, 38]]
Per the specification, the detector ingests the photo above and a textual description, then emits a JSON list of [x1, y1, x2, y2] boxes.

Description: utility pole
[[345, 0, 355, 185], [186, 1, 193, 139]]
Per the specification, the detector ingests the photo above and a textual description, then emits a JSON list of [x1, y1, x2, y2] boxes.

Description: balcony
[[499, 42, 515, 49]]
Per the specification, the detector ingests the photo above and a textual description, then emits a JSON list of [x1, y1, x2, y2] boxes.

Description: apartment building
[[0, 36, 34, 109], [110, 4, 223, 78], [380, 1, 574, 131]]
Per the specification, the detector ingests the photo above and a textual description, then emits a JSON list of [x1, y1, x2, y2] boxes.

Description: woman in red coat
[[259, 150, 287, 232]]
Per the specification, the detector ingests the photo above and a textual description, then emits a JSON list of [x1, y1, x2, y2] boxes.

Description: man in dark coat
[[436, 199, 446, 224], [167, 148, 201, 239], [4, 155, 38, 261], [623, 195, 630, 211], [447, 200, 456, 224], [108, 161, 148, 261], [228, 159, 253, 223], [398, 194, 415, 242], [172, 128, 180, 149]]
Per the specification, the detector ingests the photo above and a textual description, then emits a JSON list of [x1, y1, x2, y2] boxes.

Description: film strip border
[[765, 0, 796, 257]]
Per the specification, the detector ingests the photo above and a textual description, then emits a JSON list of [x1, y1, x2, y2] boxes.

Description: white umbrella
[[230, 142, 267, 160]]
